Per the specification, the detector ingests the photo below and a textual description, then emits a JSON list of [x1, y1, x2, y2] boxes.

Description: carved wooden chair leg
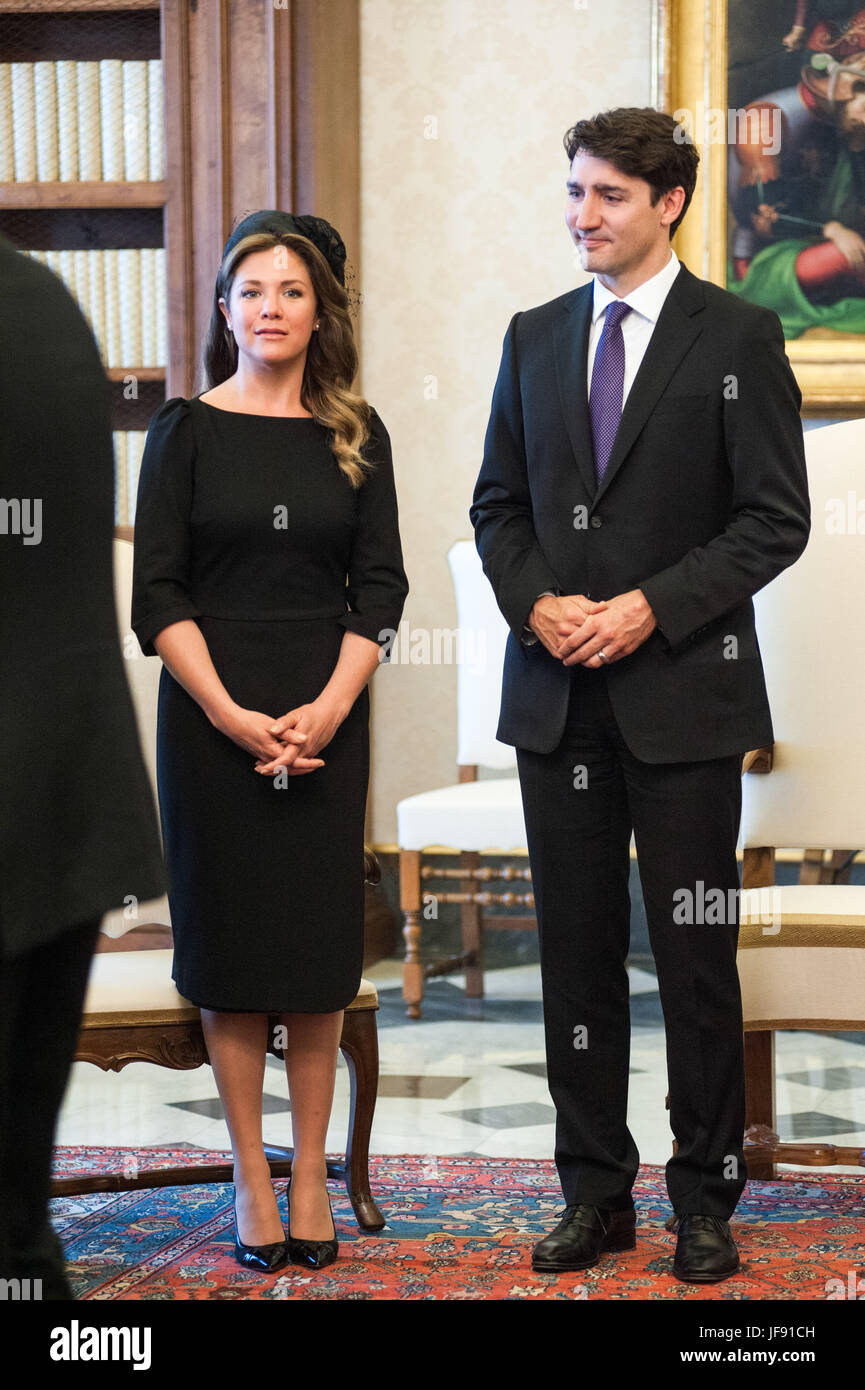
[[743, 1030, 776, 1181], [461, 850, 483, 998], [338, 1007, 385, 1230], [401, 849, 424, 1019]]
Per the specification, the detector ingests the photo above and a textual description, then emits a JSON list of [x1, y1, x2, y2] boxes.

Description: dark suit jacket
[[0, 234, 167, 958], [470, 260, 811, 762]]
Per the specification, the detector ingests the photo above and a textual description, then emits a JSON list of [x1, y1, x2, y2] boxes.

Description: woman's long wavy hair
[[202, 232, 372, 488]]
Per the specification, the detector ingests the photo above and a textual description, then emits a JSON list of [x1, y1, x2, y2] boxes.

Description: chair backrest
[[105, 536, 170, 933], [448, 540, 516, 771], [741, 417, 865, 850]]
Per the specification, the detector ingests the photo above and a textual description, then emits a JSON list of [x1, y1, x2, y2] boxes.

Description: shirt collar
[[591, 246, 680, 325]]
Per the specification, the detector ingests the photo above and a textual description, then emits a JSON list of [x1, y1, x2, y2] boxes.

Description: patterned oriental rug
[[51, 1149, 864, 1301]]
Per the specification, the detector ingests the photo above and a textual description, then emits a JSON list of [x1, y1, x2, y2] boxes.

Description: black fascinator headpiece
[[221, 210, 347, 287]]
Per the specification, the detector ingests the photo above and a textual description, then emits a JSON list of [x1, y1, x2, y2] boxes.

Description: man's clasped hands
[[529, 589, 657, 669]]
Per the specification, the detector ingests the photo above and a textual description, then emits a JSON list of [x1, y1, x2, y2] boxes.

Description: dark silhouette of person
[[0, 233, 167, 1300]]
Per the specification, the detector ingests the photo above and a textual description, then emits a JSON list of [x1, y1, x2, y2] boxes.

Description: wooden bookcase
[[0, 0, 361, 428]]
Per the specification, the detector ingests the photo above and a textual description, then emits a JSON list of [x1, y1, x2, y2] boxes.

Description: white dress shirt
[[522, 247, 682, 644], [587, 246, 681, 402]]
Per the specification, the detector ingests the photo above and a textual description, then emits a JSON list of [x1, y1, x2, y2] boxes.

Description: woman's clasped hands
[[218, 698, 344, 775], [262, 699, 346, 776]]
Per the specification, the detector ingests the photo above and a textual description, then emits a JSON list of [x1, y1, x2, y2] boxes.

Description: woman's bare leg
[[200, 1009, 284, 1246], [281, 1010, 343, 1240]]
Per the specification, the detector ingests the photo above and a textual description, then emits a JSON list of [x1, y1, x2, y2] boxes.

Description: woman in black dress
[[131, 210, 408, 1272]]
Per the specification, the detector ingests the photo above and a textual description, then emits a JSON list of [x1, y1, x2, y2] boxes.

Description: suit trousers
[[0, 916, 101, 1298], [516, 664, 747, 1217]]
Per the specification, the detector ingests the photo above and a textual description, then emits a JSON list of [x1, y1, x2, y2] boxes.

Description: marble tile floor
[[55, 959, 865, 1179]]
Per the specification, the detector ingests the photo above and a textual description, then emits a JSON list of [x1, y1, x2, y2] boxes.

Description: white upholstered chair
[[738, 418, 865, 1178], [52, 536, 386, 1229], [397, 540, 534, 1018]]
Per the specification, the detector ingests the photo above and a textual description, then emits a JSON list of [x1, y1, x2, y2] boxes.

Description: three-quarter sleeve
[[336, 408, 409, 646], [131, 397, 202, 657]]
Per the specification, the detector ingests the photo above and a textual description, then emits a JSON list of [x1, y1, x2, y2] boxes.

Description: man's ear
[[662, 186, 686, 228]]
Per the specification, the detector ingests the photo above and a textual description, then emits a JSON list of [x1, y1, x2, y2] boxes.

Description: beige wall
[[360, 0, 653, 842]]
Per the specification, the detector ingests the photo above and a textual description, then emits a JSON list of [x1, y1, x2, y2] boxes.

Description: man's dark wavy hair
[[563, 107, 700, 238]]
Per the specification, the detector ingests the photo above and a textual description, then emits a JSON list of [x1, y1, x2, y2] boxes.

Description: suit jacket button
[[590, 516, 602, 529]]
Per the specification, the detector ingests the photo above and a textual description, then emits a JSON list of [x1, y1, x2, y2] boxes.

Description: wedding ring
[[598, 648, 609, 663]]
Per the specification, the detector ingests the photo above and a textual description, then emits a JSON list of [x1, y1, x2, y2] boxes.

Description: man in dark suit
[[0, 235, 167, 1297], [470, 108, 810, 1282]]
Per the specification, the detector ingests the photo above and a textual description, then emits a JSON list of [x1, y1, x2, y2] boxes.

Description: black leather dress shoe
[[672, 1215, 740, 1283], [531, 1203, 636, 1273]]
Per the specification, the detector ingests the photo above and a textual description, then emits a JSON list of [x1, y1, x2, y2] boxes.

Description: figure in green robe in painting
[[728, 7, 865, 337]]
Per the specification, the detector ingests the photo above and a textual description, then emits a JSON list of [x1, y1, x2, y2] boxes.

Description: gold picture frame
[[652, 0, 865, 414]]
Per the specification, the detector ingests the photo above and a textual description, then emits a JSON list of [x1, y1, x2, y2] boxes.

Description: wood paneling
[[165, 0, 360, 397]]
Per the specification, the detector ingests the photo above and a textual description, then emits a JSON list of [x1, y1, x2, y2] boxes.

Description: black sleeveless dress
[[130, 396, 408, 1012]]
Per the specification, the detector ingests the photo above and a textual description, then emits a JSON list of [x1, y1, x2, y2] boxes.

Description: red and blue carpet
[[51, 1148, 864, 1300]]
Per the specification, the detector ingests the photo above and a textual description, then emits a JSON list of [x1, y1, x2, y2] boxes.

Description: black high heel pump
[[233, 1186, 289, 1273], [285, 1174, 338, 1270]]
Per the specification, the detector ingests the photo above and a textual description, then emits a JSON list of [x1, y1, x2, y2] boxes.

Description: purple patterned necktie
[[589, 300, 632, 485]]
